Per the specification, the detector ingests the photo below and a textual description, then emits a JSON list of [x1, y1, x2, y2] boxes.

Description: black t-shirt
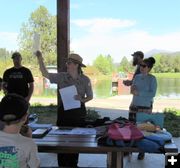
[[3, 67, 34, 97]]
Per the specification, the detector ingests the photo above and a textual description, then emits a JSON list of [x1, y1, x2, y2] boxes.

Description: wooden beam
[[57, 0, 70, 72], [57, 0, 70, 110]]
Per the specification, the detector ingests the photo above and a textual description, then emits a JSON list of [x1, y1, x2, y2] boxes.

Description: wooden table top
[[34, 127, 178, 154]]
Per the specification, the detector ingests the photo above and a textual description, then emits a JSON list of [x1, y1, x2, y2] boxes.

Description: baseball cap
[[131, 51, 144, 58], [0, 94, 29, 122], [11, 52, 22, 59]]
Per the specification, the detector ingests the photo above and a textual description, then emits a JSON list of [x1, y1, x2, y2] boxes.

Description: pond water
[[94, 77, 180, 99], [33, 77, 180, 99]]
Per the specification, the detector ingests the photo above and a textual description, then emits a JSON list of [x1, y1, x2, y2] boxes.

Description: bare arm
[[74, 95, 93, 103], [74, 78, 93, 103], [35, 51, 49, 79], [26, 82, 34, 102], [2, 81, 8, 94], [130, 85, 138, 95], [82, 96, 93, 103]]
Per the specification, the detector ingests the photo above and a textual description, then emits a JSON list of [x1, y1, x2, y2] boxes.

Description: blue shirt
[[131, 74, 157, 107]]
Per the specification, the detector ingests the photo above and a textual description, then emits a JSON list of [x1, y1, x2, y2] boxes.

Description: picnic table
[[33, 126, 178, 168]]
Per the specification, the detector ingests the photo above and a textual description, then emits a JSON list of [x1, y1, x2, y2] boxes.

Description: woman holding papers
[[35, 50, 93, 168]]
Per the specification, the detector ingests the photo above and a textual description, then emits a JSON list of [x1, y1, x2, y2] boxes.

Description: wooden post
[[57, 0, 70, 72], [57, 0, 70, 109]]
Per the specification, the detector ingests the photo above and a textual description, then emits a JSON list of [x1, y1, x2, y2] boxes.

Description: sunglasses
[[140, 64, 147, 68], [66, 61, 73, 65], [66, 60, 78, 66]]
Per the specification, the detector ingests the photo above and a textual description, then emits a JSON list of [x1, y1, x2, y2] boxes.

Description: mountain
[[145, 49, 171, 57]]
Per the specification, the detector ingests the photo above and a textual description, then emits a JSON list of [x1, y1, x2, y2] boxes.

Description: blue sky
[[0, 0, 180, 64]]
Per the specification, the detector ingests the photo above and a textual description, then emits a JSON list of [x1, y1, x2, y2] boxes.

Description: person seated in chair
[[0, 94, 40, 167]]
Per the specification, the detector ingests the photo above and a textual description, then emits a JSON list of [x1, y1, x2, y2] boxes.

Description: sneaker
[[137, 152, 145, 160], [123, 152, 130, 156]]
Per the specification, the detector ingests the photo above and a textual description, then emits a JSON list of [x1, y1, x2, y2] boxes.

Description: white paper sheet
[[49, 129, 73, 135], [33, 33, 40, 54], [71, 128, 97, 135], [59, 85, 81, 110], [49, 128, 97, 135]]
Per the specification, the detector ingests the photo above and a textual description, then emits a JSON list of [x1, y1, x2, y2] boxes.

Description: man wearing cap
[[123, 51, 144, 86], [35, 50, 93, 167], [0, 93, 40, 168], [122, 51, 144, 158], [2, 52, 34, 102]]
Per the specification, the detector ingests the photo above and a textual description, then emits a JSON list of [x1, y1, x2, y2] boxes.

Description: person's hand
[[74, 95, 83, 103], [131, 85, 138, 95], [2, 82, 8, 94], [123, 80, 132, 86], [25, 96, 30, 102], [35, 50, 42, 58], [0, 83, 2, 91], [20, 125, 32, 138]]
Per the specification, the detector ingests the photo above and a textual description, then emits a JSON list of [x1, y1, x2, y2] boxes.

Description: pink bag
[[108, 122, 144, 141]]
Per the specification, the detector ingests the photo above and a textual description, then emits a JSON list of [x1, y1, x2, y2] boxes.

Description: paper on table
[[59, 85, 80, 110], [33, 33, 40, 54], [71, 128, 97, 135], [49, 129, 73, 135], [49, 128, 97, 135]]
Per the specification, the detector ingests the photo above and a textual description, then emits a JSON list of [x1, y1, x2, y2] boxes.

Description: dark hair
[[0, 77, 2, 83], [143, 57, 156, 69], [11, 52, 22, 59], [78, 65, 83, 74], [0, 94, 29, 123]]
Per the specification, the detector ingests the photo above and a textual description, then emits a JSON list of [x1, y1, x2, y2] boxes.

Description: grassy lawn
[[29, 105, 180, 137], [29, 104, 100, 125], [153, 72, 180, 78], [29, 104, 57, 125], [164, 108, 180, 137]]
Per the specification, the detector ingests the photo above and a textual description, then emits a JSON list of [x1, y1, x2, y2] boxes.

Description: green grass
[[29, 104, 100, 125], [164, 108, 180, 137], [90, 72, 180, 79], [153, 72, 180, 78], [29, 104, 180, 137], [29, 104, 57, 124]]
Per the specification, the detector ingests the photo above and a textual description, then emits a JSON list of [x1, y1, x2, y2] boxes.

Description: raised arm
[[35, 51, 49, 79]]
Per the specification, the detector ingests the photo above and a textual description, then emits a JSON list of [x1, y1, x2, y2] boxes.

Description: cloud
[[71, 18, 180, 64], [71, 1, 95, 9], [0, 32, 18, 51], [32, 0, 48, 5], [2, 18, 180, 65], [70, 3, 80, 9], [72, 18, 136, 33]]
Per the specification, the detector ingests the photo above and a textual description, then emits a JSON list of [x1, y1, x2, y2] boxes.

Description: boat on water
[[112, 72, 133, 95]]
